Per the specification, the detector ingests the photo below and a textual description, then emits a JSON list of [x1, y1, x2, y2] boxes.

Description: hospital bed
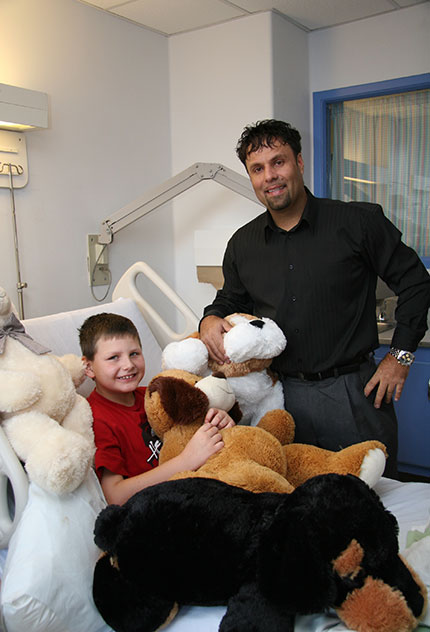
[[0, 262, 428, 632]]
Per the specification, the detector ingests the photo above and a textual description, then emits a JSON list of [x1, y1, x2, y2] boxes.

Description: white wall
[[272, 14, 310, 183], [169, 12, 309, 318], [309, 4, 429, 93], [0, 0, 172, 318]]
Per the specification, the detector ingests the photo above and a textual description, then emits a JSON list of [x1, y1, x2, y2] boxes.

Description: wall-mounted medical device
[[0, 83, 49, 318], [0, 83, 49, 188]]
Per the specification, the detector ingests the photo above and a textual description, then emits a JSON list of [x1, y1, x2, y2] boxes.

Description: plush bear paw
[[358, 448, 387, 488], [57, 354, 86, 387], [257, 409, 295, 445], [162, 337, 209, 375], [25, 430, 95, 494], [336, 575, 423, 632], [0, 370, 42, 412]]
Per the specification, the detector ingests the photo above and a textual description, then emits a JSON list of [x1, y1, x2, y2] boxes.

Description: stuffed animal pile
[[93, 474, 428, 632], [0, 287, 95, 494], [144, 368, 387, 492], [92, 312, 427, 632], [160, 312, 388, 488]]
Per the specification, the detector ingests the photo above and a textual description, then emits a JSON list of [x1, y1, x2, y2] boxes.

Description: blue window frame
[[313, 73, 430, 197]]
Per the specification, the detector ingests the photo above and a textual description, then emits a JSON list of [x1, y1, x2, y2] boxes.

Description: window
[[313, 74, 430, 257]]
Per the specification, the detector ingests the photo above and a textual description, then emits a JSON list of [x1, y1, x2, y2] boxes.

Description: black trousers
[[278, 356, 398, 479]]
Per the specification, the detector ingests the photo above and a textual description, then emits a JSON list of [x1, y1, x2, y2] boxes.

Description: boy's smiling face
[[85, 334, 145, 405]]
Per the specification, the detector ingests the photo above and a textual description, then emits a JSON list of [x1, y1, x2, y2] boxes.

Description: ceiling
[[78, 0, 427, 36]]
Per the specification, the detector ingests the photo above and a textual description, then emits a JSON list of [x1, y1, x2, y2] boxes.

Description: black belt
[[282, 356, 370, 382]]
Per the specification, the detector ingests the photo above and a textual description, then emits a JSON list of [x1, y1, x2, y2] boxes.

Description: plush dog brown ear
[[148, 375, 209, 426]]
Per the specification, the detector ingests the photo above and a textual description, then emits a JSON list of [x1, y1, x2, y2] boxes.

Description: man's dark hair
[[236, 119, 302, 166], [79, 312, 141, 360]]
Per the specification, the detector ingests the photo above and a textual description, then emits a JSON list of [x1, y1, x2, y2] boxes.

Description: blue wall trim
[[312, 73, 430, 197]]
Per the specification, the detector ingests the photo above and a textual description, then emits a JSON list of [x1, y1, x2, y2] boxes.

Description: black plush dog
[[93, 474, 426, 632]]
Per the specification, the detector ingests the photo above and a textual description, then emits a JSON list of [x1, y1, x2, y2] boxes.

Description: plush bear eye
[[249, 319, 264, 329]]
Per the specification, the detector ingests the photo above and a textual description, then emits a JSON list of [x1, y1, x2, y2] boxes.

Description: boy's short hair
[[79, 313, 141, 360], [236, 119, 302, 167]]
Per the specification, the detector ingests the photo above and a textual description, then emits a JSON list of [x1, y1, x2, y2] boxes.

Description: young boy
[[79, 313, 234, 505]]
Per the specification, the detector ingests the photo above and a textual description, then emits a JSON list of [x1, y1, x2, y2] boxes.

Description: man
[[200, 119, 430, 478]]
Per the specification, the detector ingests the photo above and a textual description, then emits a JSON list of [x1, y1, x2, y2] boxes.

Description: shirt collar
[[263, 186, 316, 239]]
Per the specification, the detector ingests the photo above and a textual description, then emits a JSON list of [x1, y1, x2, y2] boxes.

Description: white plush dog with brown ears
[[162, 313, 287, 427]]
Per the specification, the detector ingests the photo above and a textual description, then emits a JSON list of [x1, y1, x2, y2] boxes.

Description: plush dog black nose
[[249, 319, 264, 329]]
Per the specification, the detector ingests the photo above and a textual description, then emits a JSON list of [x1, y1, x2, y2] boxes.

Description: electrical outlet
[[87, 234, 110, 286]]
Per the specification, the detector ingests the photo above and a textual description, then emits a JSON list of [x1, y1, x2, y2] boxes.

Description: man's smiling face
[[245, 140, 305, 214]]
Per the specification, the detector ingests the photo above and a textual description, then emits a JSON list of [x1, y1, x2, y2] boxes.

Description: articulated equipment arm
[[98, 162, 260, 244]]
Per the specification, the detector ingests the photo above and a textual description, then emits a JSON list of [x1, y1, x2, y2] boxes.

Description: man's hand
[[364, 352, 410, 409], [199, 315, 232, 365]]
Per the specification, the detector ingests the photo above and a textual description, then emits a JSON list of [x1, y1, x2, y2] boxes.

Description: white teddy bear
[[162, 313, 287, 427], [0, 287, 95, 495]]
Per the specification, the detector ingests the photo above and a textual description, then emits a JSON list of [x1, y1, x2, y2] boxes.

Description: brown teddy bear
[[144, 369, 387, 494]]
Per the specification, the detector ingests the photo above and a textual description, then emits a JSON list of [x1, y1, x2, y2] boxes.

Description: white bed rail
[[0, 426, 28, 549], [112, 261, 199, 349]]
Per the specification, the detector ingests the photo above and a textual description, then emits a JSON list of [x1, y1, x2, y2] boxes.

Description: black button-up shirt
[[203, 189, 430, 374]]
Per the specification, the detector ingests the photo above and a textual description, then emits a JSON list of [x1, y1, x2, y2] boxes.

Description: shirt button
[[289, 264, 294, 270], [291, 296, 297, 302]]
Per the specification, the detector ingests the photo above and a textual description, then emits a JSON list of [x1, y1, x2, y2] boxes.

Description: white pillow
[[0, 470, 112, 632]]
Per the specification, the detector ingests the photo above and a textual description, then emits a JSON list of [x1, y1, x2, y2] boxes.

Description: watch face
[[398, 351, 414, 366], [390, 349, 415, 366]]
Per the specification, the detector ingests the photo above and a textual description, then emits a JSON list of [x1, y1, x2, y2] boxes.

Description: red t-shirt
[[88, 387, 161, 481]]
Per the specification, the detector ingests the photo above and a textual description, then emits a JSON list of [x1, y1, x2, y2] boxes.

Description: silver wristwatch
[[389, 348, 415, 366]]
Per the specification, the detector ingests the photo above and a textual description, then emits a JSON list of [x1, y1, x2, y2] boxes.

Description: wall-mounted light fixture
[[0, 83, 48, 131]]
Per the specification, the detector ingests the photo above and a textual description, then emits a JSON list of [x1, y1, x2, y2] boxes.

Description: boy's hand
[[180, 423, 224, 471], [205, 407, 236, 429]]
